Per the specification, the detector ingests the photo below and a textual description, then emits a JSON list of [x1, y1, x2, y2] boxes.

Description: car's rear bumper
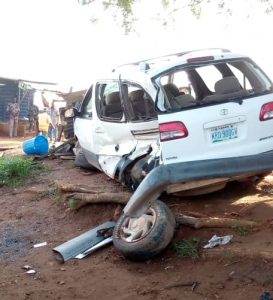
[[124, 150, 273, 217]]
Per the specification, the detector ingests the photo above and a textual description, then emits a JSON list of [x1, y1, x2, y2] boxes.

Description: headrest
[[215, 76, 242, 94], [105, 92, 120, 105], [129, 89, 144, 102], [163, 83, 180, 96]]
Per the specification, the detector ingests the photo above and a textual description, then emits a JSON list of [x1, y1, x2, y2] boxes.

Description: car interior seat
[[104, 92, 123, 119], [202, 76, 249, 103], [163, 83, 196, 109], [129, 89, 156, 118], [172, 94, 196, 109], [163, 83, 181, 98]]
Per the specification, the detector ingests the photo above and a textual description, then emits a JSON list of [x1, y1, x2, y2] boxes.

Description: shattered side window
[[124, 83, 157, 121], [173, 71, 194, 96], [160, 70, 197, 110], [196, 65, 222, 92], [228, 64, 252, 91], [81, 86, 93, 117], [96, 82, 124, 121]]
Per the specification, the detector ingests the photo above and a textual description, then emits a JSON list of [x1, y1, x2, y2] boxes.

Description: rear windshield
[[159, 58, 273, 111]]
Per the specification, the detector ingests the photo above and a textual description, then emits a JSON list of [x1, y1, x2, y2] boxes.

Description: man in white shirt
[[47, 102, 59, 142]]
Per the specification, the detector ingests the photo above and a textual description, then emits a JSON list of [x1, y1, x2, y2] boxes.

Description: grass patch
[[173, 238, 200, 258], [0, 156, 43, 187], [232, 226, 253, 236], [68, 198, 79, 210]]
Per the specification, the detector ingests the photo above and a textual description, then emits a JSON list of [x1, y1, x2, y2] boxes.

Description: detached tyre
[[113, 200, 176, 261]]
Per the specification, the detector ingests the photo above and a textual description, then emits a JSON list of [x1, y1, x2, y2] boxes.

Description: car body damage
[[123, 150, 273, 218], [70, 48, 273, 259], [73, 49, 273, 205]]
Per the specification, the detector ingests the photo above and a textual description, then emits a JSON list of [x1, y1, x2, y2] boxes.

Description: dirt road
[[1, 148, 273, 299]]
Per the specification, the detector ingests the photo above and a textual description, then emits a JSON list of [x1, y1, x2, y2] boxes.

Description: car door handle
[[95, 127, 104, 133]]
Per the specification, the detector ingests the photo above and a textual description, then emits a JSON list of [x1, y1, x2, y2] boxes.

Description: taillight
[[159, 122, 188, 142], [260, 102, 273, 121]]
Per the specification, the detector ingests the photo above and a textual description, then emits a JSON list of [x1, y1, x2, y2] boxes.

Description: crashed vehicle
[[67, 49, 273, 260]]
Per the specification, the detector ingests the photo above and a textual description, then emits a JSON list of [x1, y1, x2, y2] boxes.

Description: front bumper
[[123, 150, 273, 217]]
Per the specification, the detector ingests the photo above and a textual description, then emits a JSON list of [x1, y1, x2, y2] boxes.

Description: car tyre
[[113, 200, 176, 261], [74, 147, 97, 171]]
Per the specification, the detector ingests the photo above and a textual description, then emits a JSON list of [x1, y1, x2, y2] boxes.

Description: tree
[[77, 0, 273, 33]]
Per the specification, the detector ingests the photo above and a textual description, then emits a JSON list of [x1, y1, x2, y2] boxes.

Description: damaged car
[[67, 48, 273, 260]]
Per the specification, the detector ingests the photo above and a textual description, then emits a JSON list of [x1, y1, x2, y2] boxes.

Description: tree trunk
[[176, 214, 257, 229]]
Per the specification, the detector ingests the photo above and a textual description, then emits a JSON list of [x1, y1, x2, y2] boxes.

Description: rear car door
[[156, 57, 273, 164], [90, 81, 137, 178]]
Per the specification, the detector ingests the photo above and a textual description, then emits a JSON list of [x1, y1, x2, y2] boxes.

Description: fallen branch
[[56, 182, 257, 229], [64, 192, 131, 209], [55, 181, 104, 193], [176, 214, 257, 229]]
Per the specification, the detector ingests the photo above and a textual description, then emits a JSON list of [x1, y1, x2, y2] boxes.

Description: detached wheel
[[113, 200, 176, 261]]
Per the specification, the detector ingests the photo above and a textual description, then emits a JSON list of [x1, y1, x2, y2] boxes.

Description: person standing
[[6, 97, 20, 138], [47, 102, 59, 142], [28, 101, 40, 135]]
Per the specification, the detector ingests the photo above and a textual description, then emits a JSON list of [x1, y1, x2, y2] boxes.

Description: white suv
[[70, 49, 273, 260]]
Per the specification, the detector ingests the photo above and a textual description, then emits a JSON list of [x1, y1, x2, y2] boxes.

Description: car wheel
[[113, 200, 176, 261], [74, 147, 97, 171]]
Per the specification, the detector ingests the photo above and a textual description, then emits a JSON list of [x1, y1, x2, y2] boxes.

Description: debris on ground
[[22, 265, 36, 275], [53, 221, 115, 262], [164, 281, 200, 291], [203, 235, 233, 249], [25, 269, 36, 275], [22, 265, 32, 270], [33, 242, 47, 248], [34, 137, 76, 161]]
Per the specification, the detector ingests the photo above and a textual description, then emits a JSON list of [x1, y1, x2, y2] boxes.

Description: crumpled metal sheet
[[53, 221, 115, 262], [203, 234, 233, 249]]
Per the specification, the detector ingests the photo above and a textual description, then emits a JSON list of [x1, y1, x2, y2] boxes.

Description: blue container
[[23, 135, 49, 155]]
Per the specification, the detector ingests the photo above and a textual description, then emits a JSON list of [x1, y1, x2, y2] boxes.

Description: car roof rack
[[113, 48, 231, 73]]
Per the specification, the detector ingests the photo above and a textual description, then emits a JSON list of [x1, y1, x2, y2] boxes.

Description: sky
[[0, 0, 273, 92]]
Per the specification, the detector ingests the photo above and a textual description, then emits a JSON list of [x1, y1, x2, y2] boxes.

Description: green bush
[[0, 156, 34, 186]]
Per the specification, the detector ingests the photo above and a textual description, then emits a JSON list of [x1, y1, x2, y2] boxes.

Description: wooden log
[[56, 181, 257, 230], [65, 192, 131, 209], [55, 181, 105, 193], [175, 214, 257, 229], [66, 192, 130, 205]]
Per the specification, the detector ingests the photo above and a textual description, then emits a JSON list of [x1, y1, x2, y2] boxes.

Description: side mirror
[[64, 108, 78, 118]]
